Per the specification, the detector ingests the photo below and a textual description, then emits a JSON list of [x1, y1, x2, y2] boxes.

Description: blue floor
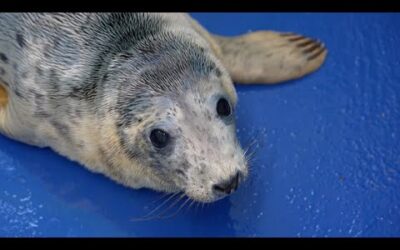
[[0, 13, 399, 237]]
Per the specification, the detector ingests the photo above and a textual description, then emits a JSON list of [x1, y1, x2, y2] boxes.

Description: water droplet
[[28, 222, 38, 228], [20, 196, 30, 202]]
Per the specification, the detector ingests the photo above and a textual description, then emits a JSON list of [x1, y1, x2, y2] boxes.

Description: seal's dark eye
[[150, 129, 170, 148], [216, 98, 231, 117]]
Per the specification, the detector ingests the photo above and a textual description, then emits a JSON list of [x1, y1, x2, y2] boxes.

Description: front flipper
[[213, 31, 327, 84]]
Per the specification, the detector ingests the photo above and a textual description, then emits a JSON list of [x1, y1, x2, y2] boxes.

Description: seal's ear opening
[[212, 31, 327, 85]]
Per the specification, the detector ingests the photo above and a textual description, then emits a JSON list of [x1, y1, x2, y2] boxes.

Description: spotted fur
[[0, 13, 326, 202]]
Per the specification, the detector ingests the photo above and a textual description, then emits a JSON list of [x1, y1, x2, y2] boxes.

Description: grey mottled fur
[[0, 13, 327, 202], [0, 13, 247, 202]]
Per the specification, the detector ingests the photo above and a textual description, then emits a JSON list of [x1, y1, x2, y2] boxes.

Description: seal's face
[[126, 87, 247, 202], [175, 87, 248, 203], [106, 33, 248, 202]]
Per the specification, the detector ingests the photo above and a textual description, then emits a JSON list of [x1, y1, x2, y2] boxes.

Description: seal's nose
[[213, 172, 240, 195]]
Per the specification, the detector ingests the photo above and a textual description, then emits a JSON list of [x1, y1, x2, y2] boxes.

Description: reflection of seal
[[0, 13, 327, 203]]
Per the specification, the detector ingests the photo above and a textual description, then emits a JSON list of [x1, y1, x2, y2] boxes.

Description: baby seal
[[0, 13, 327, 203]]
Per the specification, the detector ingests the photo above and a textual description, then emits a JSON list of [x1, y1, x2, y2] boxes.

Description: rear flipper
[[213, 31, 327, 84]]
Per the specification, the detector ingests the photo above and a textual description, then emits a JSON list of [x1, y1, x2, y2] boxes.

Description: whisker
[[195, 202, 201, 214], [239, 128, 270, 176], [150, 192, 171, 204], [130, 192, 180, 221], [245, 149, 258, 163], [185, 199, 197, 214], [160, 197, 191, 219], [150, 193, 186, 220], [245, 137, 259, 152], [144, 192, 180, 217]]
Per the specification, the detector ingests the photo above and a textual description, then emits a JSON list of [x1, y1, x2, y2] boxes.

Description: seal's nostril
[[213, 172, 240, 195], [213, 184, 228, 194]]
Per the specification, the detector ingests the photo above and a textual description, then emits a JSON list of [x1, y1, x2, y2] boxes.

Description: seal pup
[[0, 13, 327, 203]]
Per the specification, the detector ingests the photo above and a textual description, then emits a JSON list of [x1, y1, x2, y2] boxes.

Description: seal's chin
[[184, 188, 232, 203], [185, 192, 231, 204]]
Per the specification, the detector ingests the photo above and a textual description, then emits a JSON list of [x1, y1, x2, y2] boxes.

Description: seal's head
[[99, 32, 248, 203]]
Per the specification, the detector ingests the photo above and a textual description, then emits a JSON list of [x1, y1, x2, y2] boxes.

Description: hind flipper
[[212, 31, 327, 84]]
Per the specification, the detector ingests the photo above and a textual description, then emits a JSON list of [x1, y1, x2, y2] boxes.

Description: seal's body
[[0, 13, 327, 202]]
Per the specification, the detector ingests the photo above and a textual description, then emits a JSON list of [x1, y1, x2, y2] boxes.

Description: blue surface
[[1, 13, 399, 237]]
